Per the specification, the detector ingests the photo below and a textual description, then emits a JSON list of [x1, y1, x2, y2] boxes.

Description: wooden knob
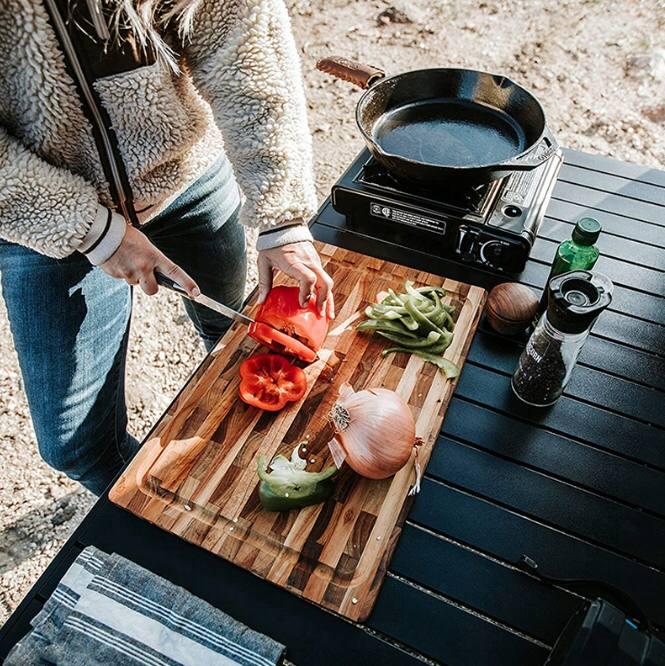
[[486, 283, 538, 336]]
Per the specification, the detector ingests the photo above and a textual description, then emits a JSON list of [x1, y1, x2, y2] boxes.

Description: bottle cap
[[546, 270, 613, 334], [571, 217, 601, 246]]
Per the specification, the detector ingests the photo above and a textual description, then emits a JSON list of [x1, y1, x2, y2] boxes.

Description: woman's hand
[[258, 241, 335, 319], [100, 225, 200, 297]]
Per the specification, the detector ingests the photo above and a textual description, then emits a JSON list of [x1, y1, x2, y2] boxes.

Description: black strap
[[44, 0, 150, 227]]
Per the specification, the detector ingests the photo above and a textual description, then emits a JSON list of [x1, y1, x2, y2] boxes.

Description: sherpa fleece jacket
[[0, 0, 316, 264]]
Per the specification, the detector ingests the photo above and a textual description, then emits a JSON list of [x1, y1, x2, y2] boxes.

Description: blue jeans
[[0, 158, 246, 496]]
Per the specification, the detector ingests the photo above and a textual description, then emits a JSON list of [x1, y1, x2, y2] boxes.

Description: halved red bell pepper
[[249, 286, 329, 363], [239, 353, 307, 412]]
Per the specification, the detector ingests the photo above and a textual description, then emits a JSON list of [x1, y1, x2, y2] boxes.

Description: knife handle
[[155, 271, 188, 296]]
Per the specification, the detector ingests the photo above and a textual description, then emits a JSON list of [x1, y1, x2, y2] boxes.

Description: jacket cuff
[[77, 205, 127, 265], [256, 223, 313, 251]]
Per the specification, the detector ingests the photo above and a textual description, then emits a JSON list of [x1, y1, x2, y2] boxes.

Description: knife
[[155, 272, 255, 327]]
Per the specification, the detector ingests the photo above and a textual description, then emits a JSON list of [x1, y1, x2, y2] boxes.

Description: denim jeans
[[0, 157, 246, 496]]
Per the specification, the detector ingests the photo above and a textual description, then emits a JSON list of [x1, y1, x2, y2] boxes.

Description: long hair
[[104, 0, 202, 70]]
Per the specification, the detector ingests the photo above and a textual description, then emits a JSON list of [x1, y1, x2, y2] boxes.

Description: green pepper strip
[[381, 338, 450, 355], [378, 331, 450, 351], [365, 306, 403, 320], [404, 294, 447, 336], [370, 303, 409, 314], [430, 291, 455, 331], [382, 348, 458, 376], [377, 330, 445, 349], [413, 352, 460, 378], [401, 315, 420, 331], [357, 319, 419, 338]]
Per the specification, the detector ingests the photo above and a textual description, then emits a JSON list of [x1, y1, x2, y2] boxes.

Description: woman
[[0, 0, 334, 495]]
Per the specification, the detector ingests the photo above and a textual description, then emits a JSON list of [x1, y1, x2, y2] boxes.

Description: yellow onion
[[328, 383, 417, 481]]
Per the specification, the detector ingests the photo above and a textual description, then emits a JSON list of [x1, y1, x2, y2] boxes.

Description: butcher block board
[[110, 243, 486, 622]]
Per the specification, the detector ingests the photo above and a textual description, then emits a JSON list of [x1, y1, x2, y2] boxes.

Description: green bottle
[[538, 217, 601, 313]]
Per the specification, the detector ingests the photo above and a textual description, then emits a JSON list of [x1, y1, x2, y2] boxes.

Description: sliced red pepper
[[248, 323, 317, 363], [249, 286, 329, 363], [239, 353, 307, 412]]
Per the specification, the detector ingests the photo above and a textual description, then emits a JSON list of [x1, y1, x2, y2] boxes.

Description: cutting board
[[110, 243, 486, 622]]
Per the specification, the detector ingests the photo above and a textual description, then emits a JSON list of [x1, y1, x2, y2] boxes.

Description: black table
[[1, 148, 664, 665]]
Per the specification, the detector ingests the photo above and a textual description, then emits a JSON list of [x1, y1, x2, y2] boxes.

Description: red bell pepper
[[238, 353, 307, 412], [249, 286, 329, 363]]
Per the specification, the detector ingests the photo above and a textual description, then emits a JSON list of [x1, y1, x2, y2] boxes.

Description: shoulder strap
[[45, 0, 157, 225]]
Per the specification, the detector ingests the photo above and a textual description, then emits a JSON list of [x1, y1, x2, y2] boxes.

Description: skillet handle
[[502, 127, 560, 171], [316, 56, 385, 89]]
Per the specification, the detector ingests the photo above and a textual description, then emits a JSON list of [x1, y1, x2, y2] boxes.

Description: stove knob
[[480, 240, 505, 266], [457, 227, 479, 262]]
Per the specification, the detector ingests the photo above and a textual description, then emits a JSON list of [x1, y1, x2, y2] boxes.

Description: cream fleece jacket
[[0, 0, 316, 263]]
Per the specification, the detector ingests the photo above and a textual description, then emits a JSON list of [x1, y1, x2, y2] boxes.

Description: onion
[[328, 384, 420, 488]]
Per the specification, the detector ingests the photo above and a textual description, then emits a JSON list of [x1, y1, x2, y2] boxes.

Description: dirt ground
[[2, 0, 664, 624]]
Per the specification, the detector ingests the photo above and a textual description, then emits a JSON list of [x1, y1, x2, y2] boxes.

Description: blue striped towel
[[5, 547, 285, 666]]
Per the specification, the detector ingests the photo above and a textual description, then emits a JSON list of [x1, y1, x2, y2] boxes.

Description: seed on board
[[376, 535, 382, 541], [184, 504, 192, 512], [310, 458, 316, 464], [352, 597, 358, 605], [229, 526, 234, 532]]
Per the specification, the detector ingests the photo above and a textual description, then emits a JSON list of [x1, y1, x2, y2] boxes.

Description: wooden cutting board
[[110, 243, 486, 622]]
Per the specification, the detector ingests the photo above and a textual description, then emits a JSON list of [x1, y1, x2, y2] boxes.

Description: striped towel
[[5, 547, 285, 666]]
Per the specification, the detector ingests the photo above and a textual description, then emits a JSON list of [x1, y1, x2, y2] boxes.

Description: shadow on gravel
[[0, 492, 82, 574]]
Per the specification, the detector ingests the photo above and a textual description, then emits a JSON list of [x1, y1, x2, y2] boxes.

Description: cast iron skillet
[[317, 56, 558, 187]]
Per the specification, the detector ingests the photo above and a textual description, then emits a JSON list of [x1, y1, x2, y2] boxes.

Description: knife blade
[[155, 272, 255, 327]]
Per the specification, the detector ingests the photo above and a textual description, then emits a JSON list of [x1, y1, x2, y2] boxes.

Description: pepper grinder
[[512, 271, 613, 407]]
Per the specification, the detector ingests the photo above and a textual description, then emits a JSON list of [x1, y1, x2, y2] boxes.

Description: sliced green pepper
[[257, 448, 337, 512], [429, 291, 455, 331], [377, 330, 448, 349], [258, 478, 334, 512], [401, 315, 420, 331], [413, 352, 460, 379], [404, 295, 448, 336], [357, 319, 419, 338]]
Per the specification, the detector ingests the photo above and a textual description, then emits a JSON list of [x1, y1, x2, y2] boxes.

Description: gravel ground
[[2, 0, 664, 624]]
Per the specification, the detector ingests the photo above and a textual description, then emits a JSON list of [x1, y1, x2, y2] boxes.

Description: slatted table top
[[1, 148, 664, 666]]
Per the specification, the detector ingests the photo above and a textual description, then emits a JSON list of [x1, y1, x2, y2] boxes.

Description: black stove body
[[331, 148, 562, 274]]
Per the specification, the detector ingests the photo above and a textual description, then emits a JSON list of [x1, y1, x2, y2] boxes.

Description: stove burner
[[331, 148, 563, 275], [356, 159, 497, 214]]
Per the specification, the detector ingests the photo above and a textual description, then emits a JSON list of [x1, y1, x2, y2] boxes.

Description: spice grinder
[[511, 271, 613, 407]]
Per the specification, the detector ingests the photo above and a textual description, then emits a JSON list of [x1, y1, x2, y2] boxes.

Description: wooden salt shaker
[[486, 283, 539, 336]]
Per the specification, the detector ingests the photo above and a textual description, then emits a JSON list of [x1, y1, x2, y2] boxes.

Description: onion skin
[[330, 384, 416, 479]]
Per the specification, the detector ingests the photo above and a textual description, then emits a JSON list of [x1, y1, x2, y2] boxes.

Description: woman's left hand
[[257, 241, 335, 319]]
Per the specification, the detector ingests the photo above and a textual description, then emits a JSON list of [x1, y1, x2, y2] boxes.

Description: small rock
[[172, 313, 189, 326], [377, 5, 413, 26], [51, 506, 74, 526], [627, 48, 665, 81], [642, 104, 665, 123]]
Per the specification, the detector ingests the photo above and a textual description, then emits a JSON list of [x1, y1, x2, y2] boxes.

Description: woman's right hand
[[100, 225, 200, 297]]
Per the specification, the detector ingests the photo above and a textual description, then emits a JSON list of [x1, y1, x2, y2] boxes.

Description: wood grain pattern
[[109, 243, 486, 622]]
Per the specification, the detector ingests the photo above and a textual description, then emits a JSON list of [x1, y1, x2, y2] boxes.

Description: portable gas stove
[[331, 147, 563, 274]]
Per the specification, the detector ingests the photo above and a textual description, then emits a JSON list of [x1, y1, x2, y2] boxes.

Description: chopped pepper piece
[[257, 445, 337, 512]]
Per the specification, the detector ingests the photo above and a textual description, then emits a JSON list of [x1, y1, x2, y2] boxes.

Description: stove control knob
[[480, 240, 505, 266], [457, 227, 479, 261]]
